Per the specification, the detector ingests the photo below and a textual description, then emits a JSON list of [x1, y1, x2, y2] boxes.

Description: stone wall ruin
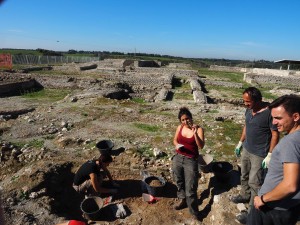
[[0, 61, 207, 103], [209, 65, 300, 89]]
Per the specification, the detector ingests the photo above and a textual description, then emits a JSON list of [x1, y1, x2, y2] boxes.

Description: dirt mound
[[147, 177, 163, 187]]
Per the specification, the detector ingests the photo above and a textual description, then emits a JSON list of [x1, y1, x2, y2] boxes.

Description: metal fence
[[12, 55, 100, 65]]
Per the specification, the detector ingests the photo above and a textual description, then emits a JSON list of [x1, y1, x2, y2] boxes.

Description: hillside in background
[[1, 48, 300, 70]]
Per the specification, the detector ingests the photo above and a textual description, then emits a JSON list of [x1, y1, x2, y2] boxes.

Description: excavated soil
[[1, 64, 298, 225], [147, 178, 163, 187]]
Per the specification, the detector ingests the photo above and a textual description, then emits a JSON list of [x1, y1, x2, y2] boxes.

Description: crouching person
[[73, 154, 119, 196]]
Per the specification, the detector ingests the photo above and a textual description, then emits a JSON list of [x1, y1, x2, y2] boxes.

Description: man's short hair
[[99, 154, 113, 163], [243, 87, 262, 102], [269, 94, 300, 116]]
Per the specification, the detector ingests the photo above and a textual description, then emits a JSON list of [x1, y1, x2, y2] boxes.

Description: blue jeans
[[172, 153, 199, 216], [241, 148, 264, 212]]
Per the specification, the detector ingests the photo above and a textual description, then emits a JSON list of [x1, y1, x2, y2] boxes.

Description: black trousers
[[247, 205, 299, 225]]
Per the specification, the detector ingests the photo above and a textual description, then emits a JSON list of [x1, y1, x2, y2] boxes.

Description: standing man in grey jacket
[[232, 87, 279, 224]]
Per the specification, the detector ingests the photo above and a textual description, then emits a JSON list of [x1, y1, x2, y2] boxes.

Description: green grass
[[209, 109, 219, 113], [29, 139, 44, 148], [44, 134, 56, 140], [221, 120, 243, 143], [65, 53, 96, 57], [197, 68, 284, 101], [173, 91, 194, 100], [153, 136, 164, 144], [12, 139, 44, 149], [174, 80, 190, 90], [136, 145, 154, 157], [0, 49, 41, 55], [133, 123, 160, 132], [96, 97, 115, 105], [21, 89, 71, 102], [132, 98, 145, 104], [81, 112, 89, 117], [204, 120, 243, 158], [0, 49, 96, 57], [259, 88, 279, 101], [139, 108, 172, 117], [198, 68, 244, 83], [10, 175, 19, 182], [206, 85, 277, 102], [29, 69, 80, 76], [206, 84, 243, 99], [18, 190, 29, 200], [173, 81, 193, 100]]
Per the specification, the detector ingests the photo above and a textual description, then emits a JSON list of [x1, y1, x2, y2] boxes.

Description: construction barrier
[[0, 54, 12, 70]]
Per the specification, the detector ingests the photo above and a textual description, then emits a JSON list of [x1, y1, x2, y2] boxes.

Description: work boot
[[230, 194, 250, 204], [193, 211, 204, 222], [174, 198, 187, 210], [235, 211, 248, 224]]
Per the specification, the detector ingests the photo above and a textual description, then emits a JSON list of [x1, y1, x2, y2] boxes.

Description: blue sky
[[1, 0, 299, 61]]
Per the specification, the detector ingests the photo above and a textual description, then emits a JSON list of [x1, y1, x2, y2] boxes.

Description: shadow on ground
[[198, 168, 241, 220]]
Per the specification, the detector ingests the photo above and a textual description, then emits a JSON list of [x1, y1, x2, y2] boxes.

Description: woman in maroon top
[[172, 107, 205, 221]]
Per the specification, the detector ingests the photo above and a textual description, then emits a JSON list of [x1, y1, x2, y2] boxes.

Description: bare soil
[[147, 178, 163, 187], [2, 64, 296, 225]]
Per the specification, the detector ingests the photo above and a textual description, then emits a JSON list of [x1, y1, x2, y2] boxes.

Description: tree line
[[1, 48, 299, 70]]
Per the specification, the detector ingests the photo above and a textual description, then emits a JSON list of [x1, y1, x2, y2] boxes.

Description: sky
[[1, 0, 300, 61]]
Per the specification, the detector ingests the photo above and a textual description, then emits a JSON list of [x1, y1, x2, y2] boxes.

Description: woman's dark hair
[[178, 107, 192, 121], [269, 94, 300, 116], [243, 87, 262, 102], [99, 154, 113, 163]]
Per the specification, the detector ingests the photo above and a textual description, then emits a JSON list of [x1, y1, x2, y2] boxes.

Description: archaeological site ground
[[1, 59, 300, 225]]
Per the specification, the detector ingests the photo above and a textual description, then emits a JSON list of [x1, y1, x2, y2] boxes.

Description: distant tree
[[36, 48, 62, 56], [68, 49, 77, 54], [111, 51, 124, 55]]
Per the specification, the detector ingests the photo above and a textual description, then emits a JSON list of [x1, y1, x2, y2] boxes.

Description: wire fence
[[12, 55, 100, 65]]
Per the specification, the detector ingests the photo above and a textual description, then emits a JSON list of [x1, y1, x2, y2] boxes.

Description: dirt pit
[[147, 178, 163, 187]]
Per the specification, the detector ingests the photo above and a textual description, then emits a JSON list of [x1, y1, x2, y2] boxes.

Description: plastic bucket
[[198, 154, 213, 173], [80, 196, 103, 221], [211, 161, 233, 183], [96, 140, 114, 155], [143, 176, 166, 197]]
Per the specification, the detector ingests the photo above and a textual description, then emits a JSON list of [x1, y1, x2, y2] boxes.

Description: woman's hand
[[192, 125, 199, 134]]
